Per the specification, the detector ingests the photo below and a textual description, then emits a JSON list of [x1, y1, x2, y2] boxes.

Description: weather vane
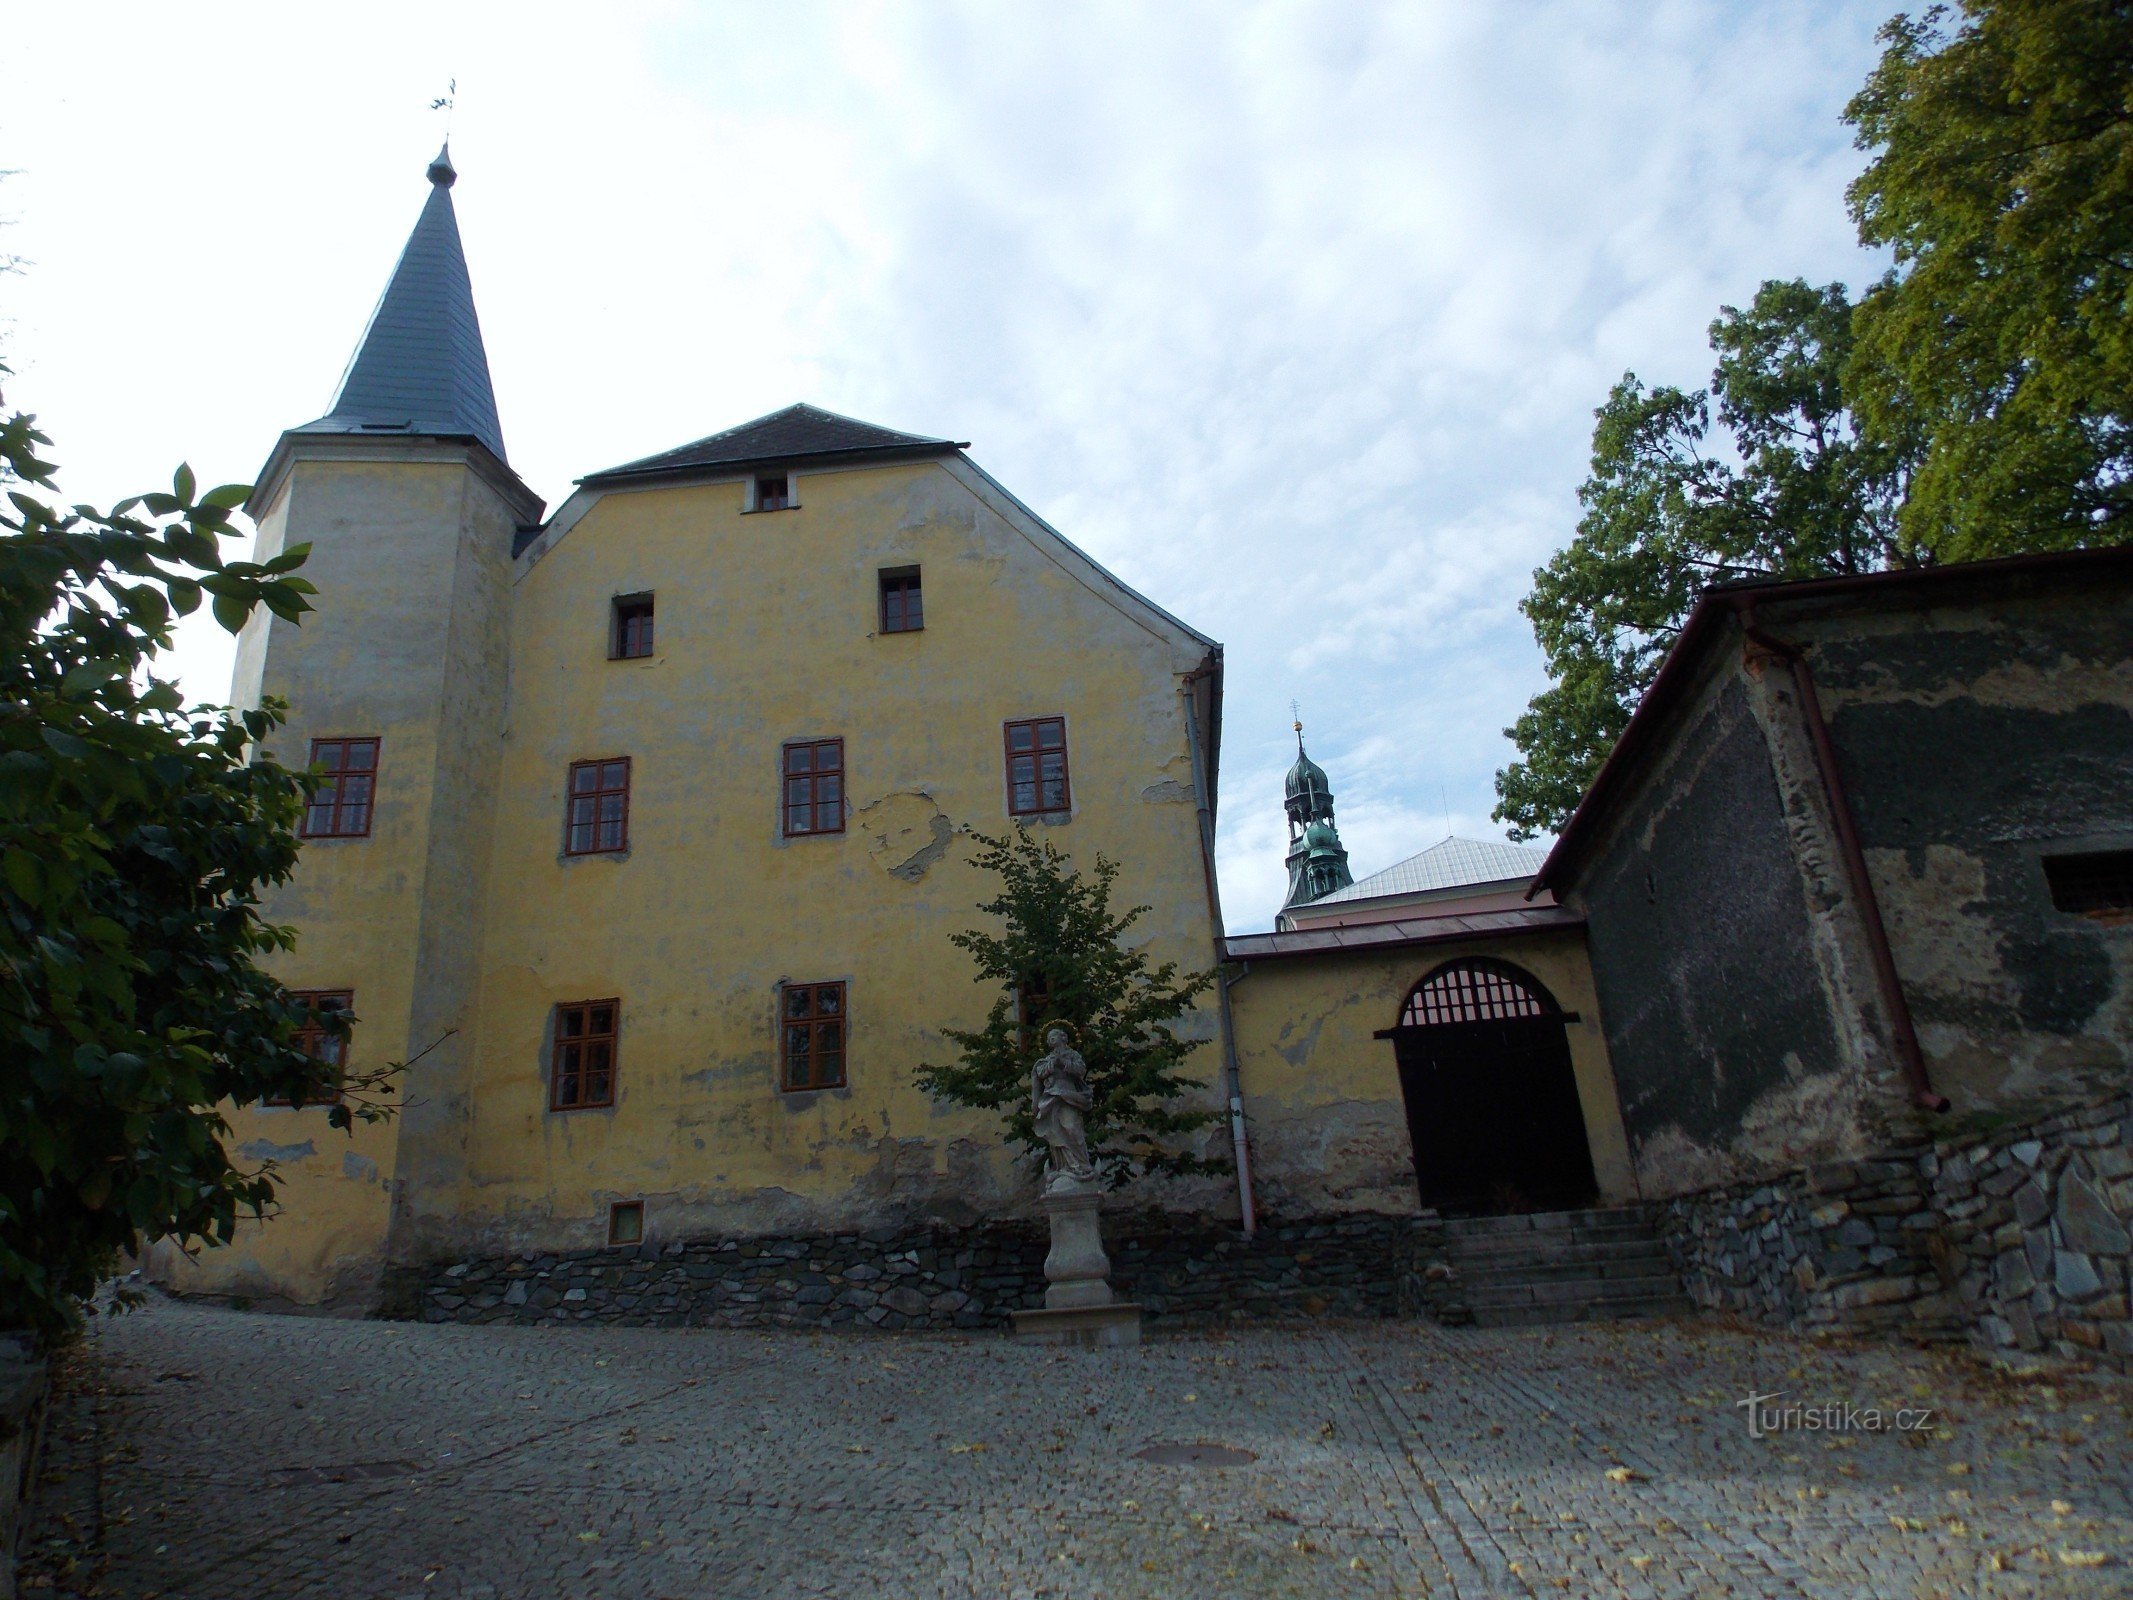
[[430, 77, 456, 140]]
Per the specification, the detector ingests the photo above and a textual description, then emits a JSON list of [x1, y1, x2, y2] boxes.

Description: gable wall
[[399, 456, 1225, 1258]]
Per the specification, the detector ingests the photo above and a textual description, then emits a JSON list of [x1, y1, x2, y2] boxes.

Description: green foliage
[[1847, 1, 2133, 554], [1494, 280, 1913, 838], [915, 828, 1224, 1187], [0, 382, 391, 1340], [1498, 5, 2129, 839]]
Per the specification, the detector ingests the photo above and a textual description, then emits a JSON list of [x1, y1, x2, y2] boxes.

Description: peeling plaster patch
[[342, 1151, 380, 1183], [237, 1138, 317, 1163], [854, 792, 955, 881], [1636, 1065, 1867, 1195], [1274, 1014, 1329, 1070], [1140, 779, 1194, 804], [1250, 1100, 1419, 1217]]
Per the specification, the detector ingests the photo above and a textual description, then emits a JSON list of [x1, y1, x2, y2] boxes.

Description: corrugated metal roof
[[1310, 835, 1547, 905], [295, 151, 508, 462], [1225, 904, 1583, 961], [582, 403, 963, 485]]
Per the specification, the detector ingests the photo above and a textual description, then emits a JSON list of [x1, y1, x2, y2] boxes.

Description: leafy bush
[[0, 389, 391, 1340]]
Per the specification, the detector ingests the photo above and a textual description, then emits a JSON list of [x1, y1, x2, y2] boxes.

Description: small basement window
[[607, 1201, 644, 1247], [879, 566, 923, 633], [754, 473, 793, 512], [2044, 850, 2133, 925], [611, 594, 654, 659]]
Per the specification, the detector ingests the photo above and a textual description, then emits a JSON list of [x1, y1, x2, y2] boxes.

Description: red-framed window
[[756, 473, 793, 511], [1004, 717, 1070, 816], [879, 567, 923, 634], [782, 738, 844, 837], [566, 758, 631, 856], [552, 999, 618, 1111], [611, 595, 654, 659], [264, 990, 352, 1106], [780, 981, 846, 1091], [301, 738, 379, 838]]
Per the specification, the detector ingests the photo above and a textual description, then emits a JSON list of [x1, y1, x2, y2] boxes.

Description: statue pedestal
[[1010, 1183, 1141, 1346]]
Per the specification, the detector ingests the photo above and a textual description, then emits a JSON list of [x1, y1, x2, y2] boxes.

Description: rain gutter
[[1181, 656, 1258, 1236]]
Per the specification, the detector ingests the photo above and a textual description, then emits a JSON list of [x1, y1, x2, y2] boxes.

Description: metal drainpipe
[[1181, 670, 1258, 1236], [1735, 601, 1950, 1113]]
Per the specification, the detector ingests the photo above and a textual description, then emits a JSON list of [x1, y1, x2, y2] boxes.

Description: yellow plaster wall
[[1228, 933, 1637, 1217], [398, 455, 1224, 1258]]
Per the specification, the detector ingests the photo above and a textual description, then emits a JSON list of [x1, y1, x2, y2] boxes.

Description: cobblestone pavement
[[26, 1297, 2133, 1599]]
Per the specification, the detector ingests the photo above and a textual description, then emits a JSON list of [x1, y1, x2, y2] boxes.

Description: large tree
[[916, 828, 1223, 1187], [0, 388, 390, 1339], [1494, 280, 1913, 838], [1847, 0, 2133, 554], [1496, 2, 2127, 837]]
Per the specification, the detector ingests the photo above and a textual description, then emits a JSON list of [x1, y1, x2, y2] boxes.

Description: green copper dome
[[1279, 720, 1354, 913]]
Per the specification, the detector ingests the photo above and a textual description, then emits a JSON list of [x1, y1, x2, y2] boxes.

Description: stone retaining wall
[[401, 1212, 1427, 1332], [1658, 1092, 2132, 1370]]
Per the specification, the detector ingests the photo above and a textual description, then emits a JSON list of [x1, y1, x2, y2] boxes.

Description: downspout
[[1734, 601, 1949, 1113], [1181, 663, 1258, 1236]]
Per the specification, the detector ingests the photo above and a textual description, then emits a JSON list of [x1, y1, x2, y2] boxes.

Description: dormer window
[[752, 473, 794, 512]]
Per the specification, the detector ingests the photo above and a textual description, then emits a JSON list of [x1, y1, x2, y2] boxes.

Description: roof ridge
[[580, 402, 962, 485]]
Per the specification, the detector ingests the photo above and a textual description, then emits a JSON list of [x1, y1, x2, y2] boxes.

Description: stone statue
[[1031, 1025, 1096, 1190]]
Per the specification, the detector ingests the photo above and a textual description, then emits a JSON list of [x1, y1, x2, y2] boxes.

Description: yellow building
[[150, 151, 1635, 1315]]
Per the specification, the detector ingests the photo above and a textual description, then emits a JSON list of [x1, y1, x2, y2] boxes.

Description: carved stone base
[[1010, 1302, 1144, 1346], [1037, 1183, 1114, 1309]]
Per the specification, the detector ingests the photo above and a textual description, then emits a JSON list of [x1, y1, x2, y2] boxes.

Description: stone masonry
[[1659, 1090, 2133, 1371], [402, 1213, 1430, 1331]]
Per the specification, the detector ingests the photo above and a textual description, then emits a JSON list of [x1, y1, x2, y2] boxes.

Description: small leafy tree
[[916, 828, 1225, 1187], [0, 384, 394, 1340]]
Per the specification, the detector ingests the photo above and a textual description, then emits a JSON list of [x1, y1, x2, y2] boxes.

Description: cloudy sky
[[3, 1, 1890, 930]]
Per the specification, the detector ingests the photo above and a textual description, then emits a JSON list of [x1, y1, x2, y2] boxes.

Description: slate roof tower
[[234, 148, 543, 1302], [294, 144, 510, 461]]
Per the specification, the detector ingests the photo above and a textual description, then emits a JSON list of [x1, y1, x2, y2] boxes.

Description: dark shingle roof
[[293, 146, 509, 462], [581, 403, 964, 486]]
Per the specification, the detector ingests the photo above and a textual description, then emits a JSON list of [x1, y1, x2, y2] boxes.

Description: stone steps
[[1438, 1206, 1691, 1327]]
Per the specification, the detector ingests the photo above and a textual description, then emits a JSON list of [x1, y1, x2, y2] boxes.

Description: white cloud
[[0, 0, 1891, 931]]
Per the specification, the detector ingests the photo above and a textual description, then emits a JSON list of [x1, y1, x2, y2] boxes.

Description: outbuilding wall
[[1794, 578, 2133, 1129], [1226, 933, 1636, 1216]]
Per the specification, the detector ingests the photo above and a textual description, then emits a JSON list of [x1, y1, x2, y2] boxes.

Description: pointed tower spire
[[1280, 711, 1354, 912], [297, 145, 507, 461]]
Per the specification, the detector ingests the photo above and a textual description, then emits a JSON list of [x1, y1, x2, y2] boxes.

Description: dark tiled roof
[[581, 404, 964, 485], [294, 150, 508, 462], [1224, 905, 1584, 961]]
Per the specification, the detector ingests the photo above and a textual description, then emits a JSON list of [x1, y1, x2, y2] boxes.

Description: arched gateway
[[1376, 958, 1598, 1214]]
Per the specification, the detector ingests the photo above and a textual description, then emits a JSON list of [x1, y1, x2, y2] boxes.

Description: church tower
[[227, 146, 544, 1302], [1280, 719, 1354, 912]]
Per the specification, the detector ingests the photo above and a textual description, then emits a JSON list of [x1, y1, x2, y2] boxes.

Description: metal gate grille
[[1400, 960, 1551, 1026]]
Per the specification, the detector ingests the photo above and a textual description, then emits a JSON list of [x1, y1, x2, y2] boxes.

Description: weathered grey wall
[[1797, 583, 2133, 1128], [1574, 665, 1871, 1195]]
